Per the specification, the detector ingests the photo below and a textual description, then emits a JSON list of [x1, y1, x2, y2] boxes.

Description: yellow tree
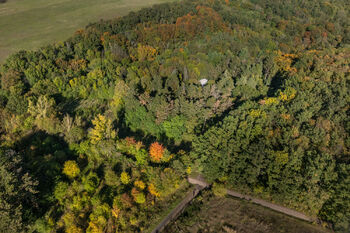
[[110, 80, 128, 115], [120, 171, 130, 184], [63, 160, 80, 179], [89, 114, 116, 144]]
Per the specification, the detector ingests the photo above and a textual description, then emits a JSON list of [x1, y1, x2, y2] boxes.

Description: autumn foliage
[[1, 0, 350, 232], [175, 6, 227, 38], [149, 142, 165, 162], [148, 183, 160, 198], [63, 160, 80, 179], [138, 5, 227, 44]]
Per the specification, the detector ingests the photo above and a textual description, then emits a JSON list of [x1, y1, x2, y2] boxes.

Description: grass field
[[164, 191, 331, 233], [0, 0, 173, 62]]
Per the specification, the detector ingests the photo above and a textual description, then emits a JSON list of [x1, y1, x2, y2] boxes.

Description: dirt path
[[152, 175, 315, 233], [151, 184, 207, 233], [189, 176, 315, 223]]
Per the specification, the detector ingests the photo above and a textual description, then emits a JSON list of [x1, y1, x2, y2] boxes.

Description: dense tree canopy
[[0, 0, 349, 232]]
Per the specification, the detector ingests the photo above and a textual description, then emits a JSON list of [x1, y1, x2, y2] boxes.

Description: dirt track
[[189, 176, 315, 222], [152, 176, 316, 233], [164, 193, 330, 233], [151, 185, 206, 233]]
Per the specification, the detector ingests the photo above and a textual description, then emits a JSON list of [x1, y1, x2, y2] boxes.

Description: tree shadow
[[0, 0, 7, 3], [267, 71, 285, 97], [53, 94, 81, 116], [14, 130, 78, 218]]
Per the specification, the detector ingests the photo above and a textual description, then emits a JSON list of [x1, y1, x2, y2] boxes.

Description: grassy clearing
[[0, 0, 173, 62], [164, 190, 331, 233]]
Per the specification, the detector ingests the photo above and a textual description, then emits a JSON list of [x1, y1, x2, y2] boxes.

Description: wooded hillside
[[0, 0, 349, 232]]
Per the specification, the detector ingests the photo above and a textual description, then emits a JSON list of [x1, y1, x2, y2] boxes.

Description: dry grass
[[164, 191, 332, 233]]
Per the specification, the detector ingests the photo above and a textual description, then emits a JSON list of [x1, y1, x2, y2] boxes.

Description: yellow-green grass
[[0, 0, 174, 62]]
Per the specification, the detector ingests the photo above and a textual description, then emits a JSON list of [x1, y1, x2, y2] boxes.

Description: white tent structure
[[199, 78, 208, 86]]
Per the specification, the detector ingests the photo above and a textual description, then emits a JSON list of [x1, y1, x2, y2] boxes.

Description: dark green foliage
[[320, 164, 350, 232], [192, 49, 350, 229], [0, 149, 38, 232]]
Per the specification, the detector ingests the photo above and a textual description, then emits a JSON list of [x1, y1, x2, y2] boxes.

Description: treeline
[[0, 0, 349, 232]]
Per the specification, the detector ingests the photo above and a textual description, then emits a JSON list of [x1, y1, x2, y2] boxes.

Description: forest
[[0, 0, 349, 232]]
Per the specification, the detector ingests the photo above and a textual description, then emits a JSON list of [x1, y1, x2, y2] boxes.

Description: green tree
[[0, 149, 38, 233], [162, 115, 186, 144]]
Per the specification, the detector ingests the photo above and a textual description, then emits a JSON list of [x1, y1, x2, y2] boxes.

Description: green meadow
[[0, 0, 172, 62]]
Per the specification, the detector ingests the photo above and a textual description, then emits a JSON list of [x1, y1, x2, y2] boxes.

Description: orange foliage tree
[[149, 142, 165, 162]]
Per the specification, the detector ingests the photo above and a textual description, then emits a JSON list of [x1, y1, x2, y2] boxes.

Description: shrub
[[212, 182, 227, 197]]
